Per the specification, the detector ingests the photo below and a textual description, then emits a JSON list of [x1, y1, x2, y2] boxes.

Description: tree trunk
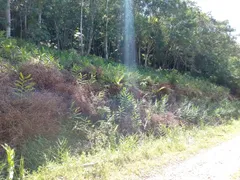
[[24, 14, 27, 37], [144, 41, 154, 67], [87, 0, 96, 55], [20, 14, 23, 39], [54, 21, 60, 49], [38, 11, 42, 27], [80, 0, 84, 55], [6, 0, 11, 38], [87, 28, 94, 55], [144, 54, 148, 67], [104, 0, 109, 60], [138, 46, 141, 65], [144, 46, 150, 67]]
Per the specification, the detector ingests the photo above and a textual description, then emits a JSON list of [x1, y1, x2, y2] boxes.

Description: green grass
[[232, 169, 240, 180], [26, 120, 240, 180]]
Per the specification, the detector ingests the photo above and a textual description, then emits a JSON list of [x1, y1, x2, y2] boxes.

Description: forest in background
[[1, 0, 240, 93]]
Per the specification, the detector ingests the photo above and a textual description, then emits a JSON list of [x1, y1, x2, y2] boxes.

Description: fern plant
[[118, 87, 135, 112], [115, 88, 142, 134], [18, 156, 25, 180], [101, 64, 125, 86], [14, 72, 35, 98], [76, 73, 96, 85], [91, 114, 119, 150], [152, 95, 169, 114], [2, 144, 15, 180], [17, 47, 31, 62], [177, 101, 200, 124], [0, 160, 5, 180], [0, 38, 20, 63], [0, 144, 25, 180], [50, 138, 69, 163]]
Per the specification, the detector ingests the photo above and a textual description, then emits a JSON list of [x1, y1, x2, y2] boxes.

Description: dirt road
[[147, 135, 240, 180]]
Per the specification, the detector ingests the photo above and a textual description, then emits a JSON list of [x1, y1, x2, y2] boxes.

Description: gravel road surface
[[147, 135, 240, 180]]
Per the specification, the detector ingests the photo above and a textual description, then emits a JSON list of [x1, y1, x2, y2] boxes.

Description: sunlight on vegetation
[[232, 169, 240, 180], [0, 31, 240, 179], [25, 121, 240, 180], [1, 0, 240, 179]]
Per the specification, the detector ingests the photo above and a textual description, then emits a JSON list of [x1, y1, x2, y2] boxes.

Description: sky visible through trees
[[194, 0, 240, 41]]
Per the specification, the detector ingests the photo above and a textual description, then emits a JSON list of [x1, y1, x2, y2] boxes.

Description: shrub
[[14, 72, 35, 98], [0, 144, 25, 180], [176, 101, 202, 124], [18, 63, 100, 120], [19, 63, 65, 90], [0, 90, 67, 146], [115, 88, 142, 134], [0, 38, 20, 63]]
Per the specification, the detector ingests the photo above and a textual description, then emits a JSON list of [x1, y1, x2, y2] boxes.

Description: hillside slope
[[0, 37, 240, 179]]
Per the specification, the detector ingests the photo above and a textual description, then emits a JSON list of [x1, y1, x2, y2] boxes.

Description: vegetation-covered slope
[[0, 35, 240, 178], [0, 0, 240, 178]]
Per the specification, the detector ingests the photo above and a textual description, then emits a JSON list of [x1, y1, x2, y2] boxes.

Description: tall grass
[[0, 144, 25, 180], [25, 120, 240, 180]]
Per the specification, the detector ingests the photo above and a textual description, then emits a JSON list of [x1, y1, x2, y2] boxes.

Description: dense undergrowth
[[0, 35, 240, 179]]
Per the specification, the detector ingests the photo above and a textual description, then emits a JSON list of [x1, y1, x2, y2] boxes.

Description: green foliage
[[2, 144, 15, 180], [177, 101, 201, 124], [0, 161, 5, 180], [27, 24, 51, 44], [17, 47, 32, 62], [68, 102, 119, 150], [20, 137, 53, 170], [59, 49, 80, 70], [152, 95, 169, 114], [0, 144, 25, 180], [212, 99, 239, 122], [168, 70, 179, 85], [20, 137, 70, 171], [77, 73, 96, 85], [101, 64, 125, 85], [50, 138, 70, 163], [25, 121, 240, 180], [118, 88, 135, 113], [18, 156, 25, 180], [1, 0, 240, 91], [0, 38, 20, 63], [91, 115, 119, 150], [14, 72, 35, 98], [0, 19, 240, 179], [140, 75, 154, 90], [115, 88, 141, 134]]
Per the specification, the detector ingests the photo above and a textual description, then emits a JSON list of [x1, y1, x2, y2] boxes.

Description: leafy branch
[[14, 72, 35, 98]]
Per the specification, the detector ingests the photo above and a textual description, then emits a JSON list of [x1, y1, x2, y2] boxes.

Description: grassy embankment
[[232, 169, 240, 180], [26, 121, 240, 180]]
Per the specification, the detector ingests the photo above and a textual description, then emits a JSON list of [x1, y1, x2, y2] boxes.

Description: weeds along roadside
[[0, 90, 240, 179], [24, 121, 240, 179], [1, 119, 240, 180]]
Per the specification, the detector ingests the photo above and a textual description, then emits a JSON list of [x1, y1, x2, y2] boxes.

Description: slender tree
[[6, 0, 11, 38], [104, 0, 109, 59], [80, 0, 84, 55], [87, 0, 96, 55]]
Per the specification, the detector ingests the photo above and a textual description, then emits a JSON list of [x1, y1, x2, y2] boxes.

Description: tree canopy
[[1, 0, 240, 92]]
